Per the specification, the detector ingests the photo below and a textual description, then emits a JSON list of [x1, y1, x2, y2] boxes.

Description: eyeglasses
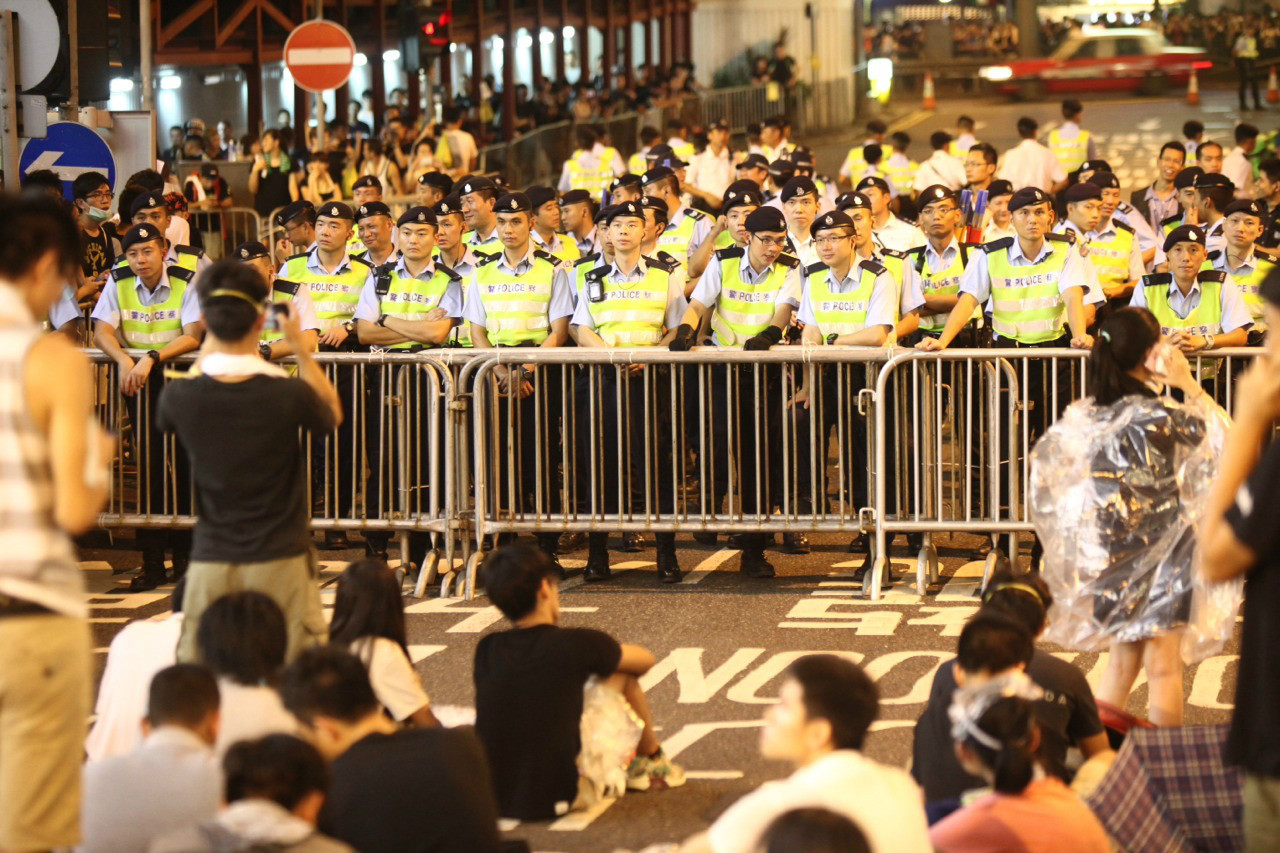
[[753, 236, 788, 249], [814, 232, 853, 246], [86, 190, 114, 201]]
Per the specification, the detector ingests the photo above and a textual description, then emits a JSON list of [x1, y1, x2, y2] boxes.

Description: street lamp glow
[[109, 78, 134, 93], [159, 75, 181, 90], [354, 52, 368, 66], [383, 49, 400, 62], [563, 26, 575, 39], [540, 30, 554, 45]]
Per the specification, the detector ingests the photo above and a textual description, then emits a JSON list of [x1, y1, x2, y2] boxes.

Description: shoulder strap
[[859, 258, 888, 276], [714, 247, 745, 261], [273, 279, 301, 297], [575, 252, 601, 268], [173, 244, 204, 258], [435, 261, 462, 282], [983, 237, 1014, 253], [1113, 220, 1135, 234], [1142, 273, 1173, 287], [804, 261, 829, 276], [643, 254, 677, 273], [477, 252, 501, 267], [167, 266, 194, 283], [1198, 270, 1228, 284], [775, 253, 800, 269]]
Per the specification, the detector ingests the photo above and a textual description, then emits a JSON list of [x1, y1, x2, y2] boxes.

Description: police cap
[[234, 241, 271, 261], [641, 167, 676, 188], [744, 206, 787, 234], [1163, 224, 1206, 253], [317, 201, 355, 221], [780, 177, 818, 203], [121, 223, 165, 252], [1077, 159, 1112, 175], [916, 185, 957, 210], [605, 201, 646, 224], [1064, 182, 1102, 203], [1194, 172, 1235, 192], [495, 192, 531, 214], [458, 176, 496, 196], [810, 210, 855, 238], [525, 185, 558, 211], [609, 173, 643, 194], [352, 175, 383, 191], [417, 171, 453, 193], [722, 184, 764, 212], [834, 192, 871, 212], [1085, 171, 1120, 190], [559, 189, 593, 206], [1173, 167, 1204, 190], [767, 158, 796, 178], [275, 200, 315, 228], [397, 206, 438, 228], [1224, 199, 1265, 221], [855, 176, 892, 195], [1008, 187, 1051, 213], [129, 192, 167, 218], [736, 153, 769, 171], [355, 201, 392, 222], [433, 195, 463, 218], [987, 180, 1014, 199]]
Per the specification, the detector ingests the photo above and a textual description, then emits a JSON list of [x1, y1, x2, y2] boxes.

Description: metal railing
[[188, 207, 265, 261]]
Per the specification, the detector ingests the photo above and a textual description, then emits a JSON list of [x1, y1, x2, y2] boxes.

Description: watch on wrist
[[259, 342, 273, 359], [1204, 333, 1215, 351], [145, 349, 160, 362], [342, 320, 355, 333], [826, 333, 839, 346], [376, 314, 388, 327]]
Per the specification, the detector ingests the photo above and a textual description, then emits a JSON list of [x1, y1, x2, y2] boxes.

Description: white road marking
[[683, 548, 739, 584]]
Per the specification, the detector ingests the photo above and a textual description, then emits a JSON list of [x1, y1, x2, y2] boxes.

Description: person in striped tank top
[[0, 193, 112, 852]]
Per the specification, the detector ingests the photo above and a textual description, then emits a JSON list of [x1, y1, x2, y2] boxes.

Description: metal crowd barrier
[[188, 207, 265, 260]]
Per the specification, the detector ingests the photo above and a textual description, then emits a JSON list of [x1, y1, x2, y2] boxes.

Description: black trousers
[[129, 372, 191, 568], [708, 363, 782, 519], [313, 340, 361, 522], [1238, 57, 1262, 109]]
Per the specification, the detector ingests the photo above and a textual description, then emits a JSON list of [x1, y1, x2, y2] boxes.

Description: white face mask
[[81, 203, 111, 224]]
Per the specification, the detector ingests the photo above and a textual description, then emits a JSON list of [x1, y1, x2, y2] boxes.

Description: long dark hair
[[328, 559, 409, 657], [197, 591, 287, 686], [1089, 307, 1161, 407], [963, 696, 1041, 795]]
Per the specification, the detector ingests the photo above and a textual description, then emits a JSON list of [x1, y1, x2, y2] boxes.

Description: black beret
[[780, 177, 819, 202], [856, 176, 892, 195], [744, 206, 787, 234], [916, 185, 956, 209], [1077, 159, 1112, 175], [1194, 172, 1235, 192], [417, 171, 453, 192], [355, 201, 392, 221], [1223, 199, 1265, 220], [810, 210, 854, 237], [129, 192, 167, 218], [609, 173, 643, 193], [709, 118, 730, 132], [495, 192, 531, 214], [457, 176, 496, 195], [433, 195, 463, 217], [1173, 167, 1204, 190], [834, 192, 871, 212], [641, 167, 675, 187], [526, 185, 558, 210], [987, 179, 1014, 199], [274, 200, 315, 227], [397, 206, 438, 228], [317, 201, 355, 221], [767, 158, 796, 178], [722, 185, 764, 212], [1064, 182, 1102, 203], [594, 204, 615, 224], [234, 241, 270, 261], [559, 189, 593, 206], [736, 153, 769, 171], [1085, 171, 1120, 190], [1009, 187, 1051, 213], [121, 223, 165, 252], [352, 175, 383, 191], [1163, 224, 1206, 253], [605, 200, 646, 223], [641, 195, 668, 218]]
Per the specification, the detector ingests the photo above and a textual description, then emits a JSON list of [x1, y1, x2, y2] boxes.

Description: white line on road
[[683, 548, 739, 584]]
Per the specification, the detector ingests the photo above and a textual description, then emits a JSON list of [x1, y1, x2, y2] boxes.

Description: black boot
[[324, 530, 351, 550], [169, 531, 191, 583], [656, 534, 682, 584], [692, 531, 718, 545], [364, 532, 391, 562], [741, 536, 776, 578], [131, 534, 167, 592], [536, 533, 564, 578], [584, 534, 611, 582]]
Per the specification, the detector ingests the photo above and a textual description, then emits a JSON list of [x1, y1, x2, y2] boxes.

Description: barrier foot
[[917, 544, 939, 595], [861, 554, 890, 600], [420, 550, 442, 591], [976, 549, 1010, 596]]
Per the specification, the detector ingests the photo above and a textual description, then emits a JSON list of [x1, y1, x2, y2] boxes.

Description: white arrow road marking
[[24, 150, 100, 181], [287, 47, 354, 65]]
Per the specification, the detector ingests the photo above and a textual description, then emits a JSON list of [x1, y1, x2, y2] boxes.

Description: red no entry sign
[[284, 20, 356, 93]]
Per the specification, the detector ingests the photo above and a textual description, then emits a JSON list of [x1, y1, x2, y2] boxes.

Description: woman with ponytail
[[930, 675, 1109, 852], [1030, 306, 1239, 728]]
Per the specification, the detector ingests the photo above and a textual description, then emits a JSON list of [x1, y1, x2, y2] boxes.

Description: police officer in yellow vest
[[432, 195, 489, 348], [465, 192, 576, 567], [354, 206, 463, 564], [1047, 99, 1096, 175], [458, 176, 503, 256], [557, 125, 625, 202], [92, 223, 203, 590], [1212, 199, 1274, 343], [671, 205, 802, 578], [231, 241, 320, 361], [643, 166, 712, 281], [126, 192, 211, 280], [277, 201, 373, 550], [274, 200, 318, 261], [606, 173, 644, 206], [571, 201, 689, 584], [1130, 224, 1251, 359], [909, 185, 980, 346], [1056, 178, 1143, 307], [527, 185, 581, 263], [352, 201, 399, 268], [559, 189, 601, 257]]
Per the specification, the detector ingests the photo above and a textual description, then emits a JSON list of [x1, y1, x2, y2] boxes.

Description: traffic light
[[423, 10, 450, 46], [17, 0, 111, 104]]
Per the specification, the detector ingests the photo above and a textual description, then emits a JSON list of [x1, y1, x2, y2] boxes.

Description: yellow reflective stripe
[[116, 275, 186, 350], [808, 266, 874, 336], [917, 248, 967, 332], [587, 267, 670, 346], [711, 258, 789, 344], [991, 294, 1063, 312], [475, 257, 556, 345], [987, 243, 1070, 344]]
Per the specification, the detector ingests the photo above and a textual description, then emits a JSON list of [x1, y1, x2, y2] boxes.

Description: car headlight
[[979, 66, 1014, 81]]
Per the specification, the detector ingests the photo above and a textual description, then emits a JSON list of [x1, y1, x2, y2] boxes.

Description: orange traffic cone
[[922, 73, 936, 110], [1187, 66, 1200, 106], [1268, 66, 1279, 103]]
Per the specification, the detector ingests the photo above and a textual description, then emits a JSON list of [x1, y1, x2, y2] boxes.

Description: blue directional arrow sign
[[19, 121, 117, 201]]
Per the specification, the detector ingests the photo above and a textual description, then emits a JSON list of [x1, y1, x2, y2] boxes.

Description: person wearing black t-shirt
[[1203, 272, 1280, 851], [473, 546, 686, 821], [71, 171, 120, 308], [280, 646, 502, 853], [158, 259, 342, 664]]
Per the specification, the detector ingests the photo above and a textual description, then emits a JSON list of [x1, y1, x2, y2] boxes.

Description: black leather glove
[[669, 323, 696, 352], [743, 325, 783, 352]]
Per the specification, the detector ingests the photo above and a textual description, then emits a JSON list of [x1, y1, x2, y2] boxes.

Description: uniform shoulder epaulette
[[643, 254, 677, 273], [273, 279, 301, 296], [880, 247, 907, 259], [585, 264, 611, 282], [859, 258, 888, 276], [167, 266, 195, 282], [1142, 272, 1173, 287], [715, 246, 745, 261], [683, 208, 708, 220], [906, 245, 926, 256], [1116, 200, 1136, 214], [575, 252, 601, 267], [982, 237, 1014, 253], [435, 261, 462, 282], [532, 248, 558, 265], [473, 249, 497, 262], [804, 261, 829, 276], [1198, 269, 1228, 284], [1045, 232, 1071, 244], [1160, 214, 1182, 229], [1207, 249, 1222, 262], [173, 244, 204, 258], [775, 253, 800, 269], [111, 254, 129, 267], [477, 252, 501, 266], [1113, 219, 1135, 234], [287, 251, 310, 262], [349, 255, 373, 268]]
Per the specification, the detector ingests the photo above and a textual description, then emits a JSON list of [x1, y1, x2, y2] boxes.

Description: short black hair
[[0, 192, 80, 282], [639, 125, 662, 145], [442, 104, 464, 125], [956, 608, 1034, 675], [783, 654, 878, 751], [279, 645, 380, 725], [196, 591, 287, 686], [481, 544, 560, 620], [1062, 98, 1083, 119], [1017, 117, 1038, 138], [1199, 184, 1233, 214], [1159, 141, 1188, 163], [1237, 123, 1261, 144], [576, 125, 599, 149], [124, 169, 165, 191], [1199, 140, 1224, 159], [957, 115, 975, 131], [223, 734, 329, 811], [665, 118, 686, 133], [21, 169, 64, 197], [1183, 119, 1204, 139], [890, 131, 910, 149], [148, 663, 220, 728], [862, 143, 883, 166], [72, 171, 110, 200], [968, 142, 998, 166], [866, 119, 887, 136], [197, 259, 269, 342], [1262, 157, 1280, 184], [981, 568, 1053, 637], [929, 130, 951, 151], [763, 808, 870, 853]]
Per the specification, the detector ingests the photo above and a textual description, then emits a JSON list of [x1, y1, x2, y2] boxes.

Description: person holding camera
[[158, 258, 342, 664]]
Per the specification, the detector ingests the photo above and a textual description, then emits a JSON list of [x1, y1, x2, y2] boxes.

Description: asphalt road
[[80, 89, 1249, 852]]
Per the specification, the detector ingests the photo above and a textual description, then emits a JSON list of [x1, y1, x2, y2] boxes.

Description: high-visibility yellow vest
[[582, 256, 674, 346], [657, 209, 706, 269], [371, 261, 461, 350], [708, 248, 799, 345], [114, 266, 194, 349], [669, 140, 695, 161], [281, 251, 372, 325], [805, 259, 882, 337], [1160, 214, 1184, 236], [883, 158, 919, 197], [566, 147, 619, 199], [628, 151, 648, 175], [1214, 250, 1273, 327], [713, 229, 738, 250], [1083, 221, 1137, 293], [1048, 128, 1091, 174], [1144, 270, 1227, 376], [261, 280, 301, 345], [909, 242, 971, 332], [843, 146, 867, 178], [473, 249, 559, 346], [536, 233, 581, 265], [986, 237, 1072, 344]]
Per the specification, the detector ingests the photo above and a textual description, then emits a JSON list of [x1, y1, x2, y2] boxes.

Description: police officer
[[1058, 176, 1143, 306], [910, 186, 978, 345], [92, 223, 203, 590], [571, 201, 689, 583], [457, 176, 503, 255], [1212, 199, 1274, 343], [606, 173, 644, 205], [558, 125, 626, 199], [857, 176, 925, 253], [1194, 172, 1234, 256], [1161, 167, 1205, 235], [274, 200, 317, 261], [433, 195, 490, 348], [351, 174, 384, 208], [1130, 225, 1251, 360], [559, 189, 600, 256], [277, 201, 373, 550], [415, 171, 453, 208], [527, 185, 580, 263], [671, 205, 802, 577], [124, 192, 211, 280], [644, 166, 712, 274], [464, 192, 575, 566], [353, 202, 399, 267], [354, 206, 464, 563], [686, 182, 763, 279], [232, 241, 320, 360], [778, 177, 821, 267], [735, 153, 771, 190]]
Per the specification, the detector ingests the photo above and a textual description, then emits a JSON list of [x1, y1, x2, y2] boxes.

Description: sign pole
[[0, 11, 19, 190], [313, 0, 325, 153]]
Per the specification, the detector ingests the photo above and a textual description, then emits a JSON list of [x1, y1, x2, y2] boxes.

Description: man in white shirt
[[679, 654, 931, 853], [914, 130, 967, 192], [857, 176, 925, 252], [685, 119, 735, 204], [81, 664, 222, 853], [998, 116, 1067, 194], [1223, 123, 1259, 200]]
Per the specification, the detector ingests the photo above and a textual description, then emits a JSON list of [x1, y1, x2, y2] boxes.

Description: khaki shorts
[[1245, 773, 1280, 853], [176, 550, 327, 664], [0, 614, 90, 850]]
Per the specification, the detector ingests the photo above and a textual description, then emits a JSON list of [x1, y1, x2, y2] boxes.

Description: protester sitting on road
[[911, 576, 1109, 821], [150, 734, 351, 853], [81, 664, 222, 852], [196, 591, 301, 755], [328, 559, 439, 728], [929, 679, 1109, 852], [681, 654, 930, 853], [474, 544, 685, 821], [279, 646, 503, 852]]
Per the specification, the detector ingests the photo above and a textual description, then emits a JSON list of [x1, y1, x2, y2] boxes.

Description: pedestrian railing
[[85, 346, 1256, 601], [188, 207, 264, 261]]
